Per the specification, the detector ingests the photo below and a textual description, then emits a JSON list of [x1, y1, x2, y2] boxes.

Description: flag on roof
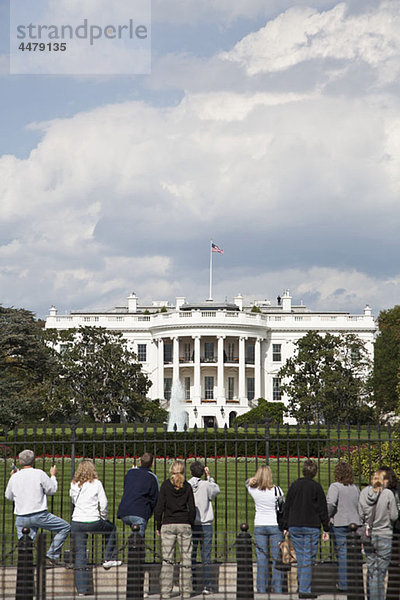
[[212, 242, 224, 254]]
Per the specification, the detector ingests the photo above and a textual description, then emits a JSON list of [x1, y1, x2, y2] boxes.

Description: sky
[[1, 0, 400, 318]]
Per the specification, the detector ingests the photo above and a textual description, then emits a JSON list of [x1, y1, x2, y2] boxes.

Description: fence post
[[35, 532, 47, 600], [16, 527, 34, 600], [126, 524, 144, 600], [236, 523, 254, 600], [347, 523, 364, 600]]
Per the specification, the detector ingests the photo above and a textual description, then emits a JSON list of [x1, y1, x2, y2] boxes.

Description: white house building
[[45, 290, 376, 428]]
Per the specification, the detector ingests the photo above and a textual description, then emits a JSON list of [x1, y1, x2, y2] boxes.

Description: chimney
[[282, 289, 292, 312], [176, 297, 186, 310], [128, 292, 138, 313], [234, 294, 243, 311]]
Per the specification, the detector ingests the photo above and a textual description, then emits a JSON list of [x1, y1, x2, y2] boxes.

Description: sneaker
[[45, 557, 60, 569], [102, 560, 122, 570]]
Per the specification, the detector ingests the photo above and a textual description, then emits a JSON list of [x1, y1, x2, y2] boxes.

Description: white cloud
[[221, 1, 400, 84]]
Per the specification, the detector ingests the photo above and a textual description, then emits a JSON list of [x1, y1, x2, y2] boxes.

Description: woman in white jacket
[[70, 460, 121, 596]]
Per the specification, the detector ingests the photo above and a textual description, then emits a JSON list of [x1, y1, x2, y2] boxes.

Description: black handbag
[[274, 486, 285, 530]]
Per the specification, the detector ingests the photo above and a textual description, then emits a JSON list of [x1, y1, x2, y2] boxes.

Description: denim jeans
[[253, 525, 283, 593], [71, 520, 117, 595], [365, 535, 392, 600], [332, 525, 349, 590], [15, 510, 70, 561], [121, 515, 148, 537], [289, 526, 320, 594], [192, 523, 213, 589]]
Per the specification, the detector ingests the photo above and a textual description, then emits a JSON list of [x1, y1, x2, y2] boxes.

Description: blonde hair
[[248, 465, 274, 490], [170, 460, 185, 490], [72, 460, 98, 487], [371, 470, 385, 491]]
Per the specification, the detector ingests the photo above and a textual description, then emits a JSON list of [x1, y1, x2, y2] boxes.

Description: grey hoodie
[[188, 476, 220, 525], [358, 486, 398, 537]]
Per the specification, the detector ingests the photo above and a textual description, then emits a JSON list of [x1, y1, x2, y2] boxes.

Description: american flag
[[212, 242, 224, 254]]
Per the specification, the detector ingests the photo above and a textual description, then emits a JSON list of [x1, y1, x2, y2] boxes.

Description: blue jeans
[[289, 526, 320, 594], [121, 515, 148, 537], [332, 525, 349, 590], [192, 523, 213, 589], [16, 510, 70, 561], [365, 535, 392, 600], [253, 525, 283, 593], [71, 520, 117, 594]]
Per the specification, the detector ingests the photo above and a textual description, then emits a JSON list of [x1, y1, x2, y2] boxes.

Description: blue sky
[[1, 0, 400, 318]]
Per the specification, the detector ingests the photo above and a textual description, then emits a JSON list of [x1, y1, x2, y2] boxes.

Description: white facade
[[45, 291, 376, 428]]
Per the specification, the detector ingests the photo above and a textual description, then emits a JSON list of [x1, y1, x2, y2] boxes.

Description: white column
[[193, 336, 201, 403], [239, 336, 246, 401], [217, 336, 225, 404], [255, 337, 262, 400], [173, 336, 179, 382], [158, 339, 164, 399]]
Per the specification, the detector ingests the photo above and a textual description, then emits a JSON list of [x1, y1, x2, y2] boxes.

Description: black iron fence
[[1, 420, 400, 598]]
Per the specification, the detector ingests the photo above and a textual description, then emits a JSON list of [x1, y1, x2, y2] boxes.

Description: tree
[[372, 306, 400, 417], [0, 306, 57, 427], [235, 398, 286, 426], [278, 331, 373, 424], [49, 326, 152, 422]]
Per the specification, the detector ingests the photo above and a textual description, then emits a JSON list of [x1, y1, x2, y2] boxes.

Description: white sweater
[[246, 484, 283, 527], [5, 468, 57, 515], [70, 479, 108, 522]]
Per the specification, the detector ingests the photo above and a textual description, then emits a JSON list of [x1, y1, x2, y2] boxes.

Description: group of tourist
[[4, 450, 220, 599], [5, 449, 400, 599], [247, 458, 400, 600]]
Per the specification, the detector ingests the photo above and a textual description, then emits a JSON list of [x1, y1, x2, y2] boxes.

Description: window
[[205, 376, 214, 399], [246, 344, 255, 363], [227, 342, 235, 362], [184, 343, 191, 361], [184, 377, 191, 400], [59, 343, 69, 356], [204, 342, 214, 361], [228, 377, 234, 400], [164, 378, 172, 401], [164, 342, 172, 363], [272, 344, 282, 362], [137, 344, 147, 362], [247, 377, 255, 401], [273, 377, 282, 401]]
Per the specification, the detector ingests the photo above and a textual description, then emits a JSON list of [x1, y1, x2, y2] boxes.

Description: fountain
[[167, 379, 188, 432]]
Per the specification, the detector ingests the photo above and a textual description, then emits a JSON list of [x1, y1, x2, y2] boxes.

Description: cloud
[[221, 1, 400, 85]]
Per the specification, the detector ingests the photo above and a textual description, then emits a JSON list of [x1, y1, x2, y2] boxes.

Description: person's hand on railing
[[50, 465, 57, 477], [156, 529, 161, 537], [283, 530, 289, 537], [322, 532, 329, 542]]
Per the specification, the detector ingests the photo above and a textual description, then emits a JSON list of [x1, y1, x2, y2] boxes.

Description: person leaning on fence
[[4, 449, 71, 567], [117, 452, 159, 537], [70, 460, 122, 596], [282, 458, 330, 600], [188, 460, 220, 595], [154, 460, 196, 600], [359, 469, 398, 600], [377, 466, 400, 600], [326, 461, 360, 593], [246, 464, 284, 594]]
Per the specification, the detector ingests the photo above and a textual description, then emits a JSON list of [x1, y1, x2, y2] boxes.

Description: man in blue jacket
[[117, 452, 159, 536]]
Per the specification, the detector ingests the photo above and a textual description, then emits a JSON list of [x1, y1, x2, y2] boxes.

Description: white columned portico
[[158, 338, 164, 399], [255, 337, 262, 400], [193, 336, 201, 403], [173, 336, 179, 382], [239, 336, 246, 402], [217, 335, 225, 404]]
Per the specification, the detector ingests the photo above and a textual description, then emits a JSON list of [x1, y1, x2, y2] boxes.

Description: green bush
[[347, 440, 400, 482], [235, 399, 286, 426]]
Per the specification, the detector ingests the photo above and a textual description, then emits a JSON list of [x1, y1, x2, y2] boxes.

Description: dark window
[[247, 377, 255, 401], [228, 377, 234, 400], [273, 344, 282, 362], [205, 376, 214, 399], [164, 342, 172, 363], [246, 344, 255, 363], [204, 342, 214, 360], [273, 377, 281, 401], [164, 378, 172, 401], [137, 344, 147, 362], [184, 377, 190, 400]]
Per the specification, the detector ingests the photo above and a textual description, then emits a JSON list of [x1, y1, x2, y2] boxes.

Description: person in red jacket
[[154, 461, 196, 600], [282, 459, 330, 599]]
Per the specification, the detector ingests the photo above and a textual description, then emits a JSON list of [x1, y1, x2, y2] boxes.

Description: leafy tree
[[235, 398, 286, 426], [373, 306, 400, 417], [0, 306, 57, 427], [49, 326, 152, 422], [278, 331, 373, 424]]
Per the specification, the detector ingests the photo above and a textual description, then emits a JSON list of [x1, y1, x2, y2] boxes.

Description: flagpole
[[208, 239, 213, 301]]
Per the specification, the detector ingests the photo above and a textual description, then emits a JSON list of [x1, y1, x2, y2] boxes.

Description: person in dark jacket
[[282, 459, 330, 599], [117, 453, 159, 537], [154, 460, 196, 600]]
